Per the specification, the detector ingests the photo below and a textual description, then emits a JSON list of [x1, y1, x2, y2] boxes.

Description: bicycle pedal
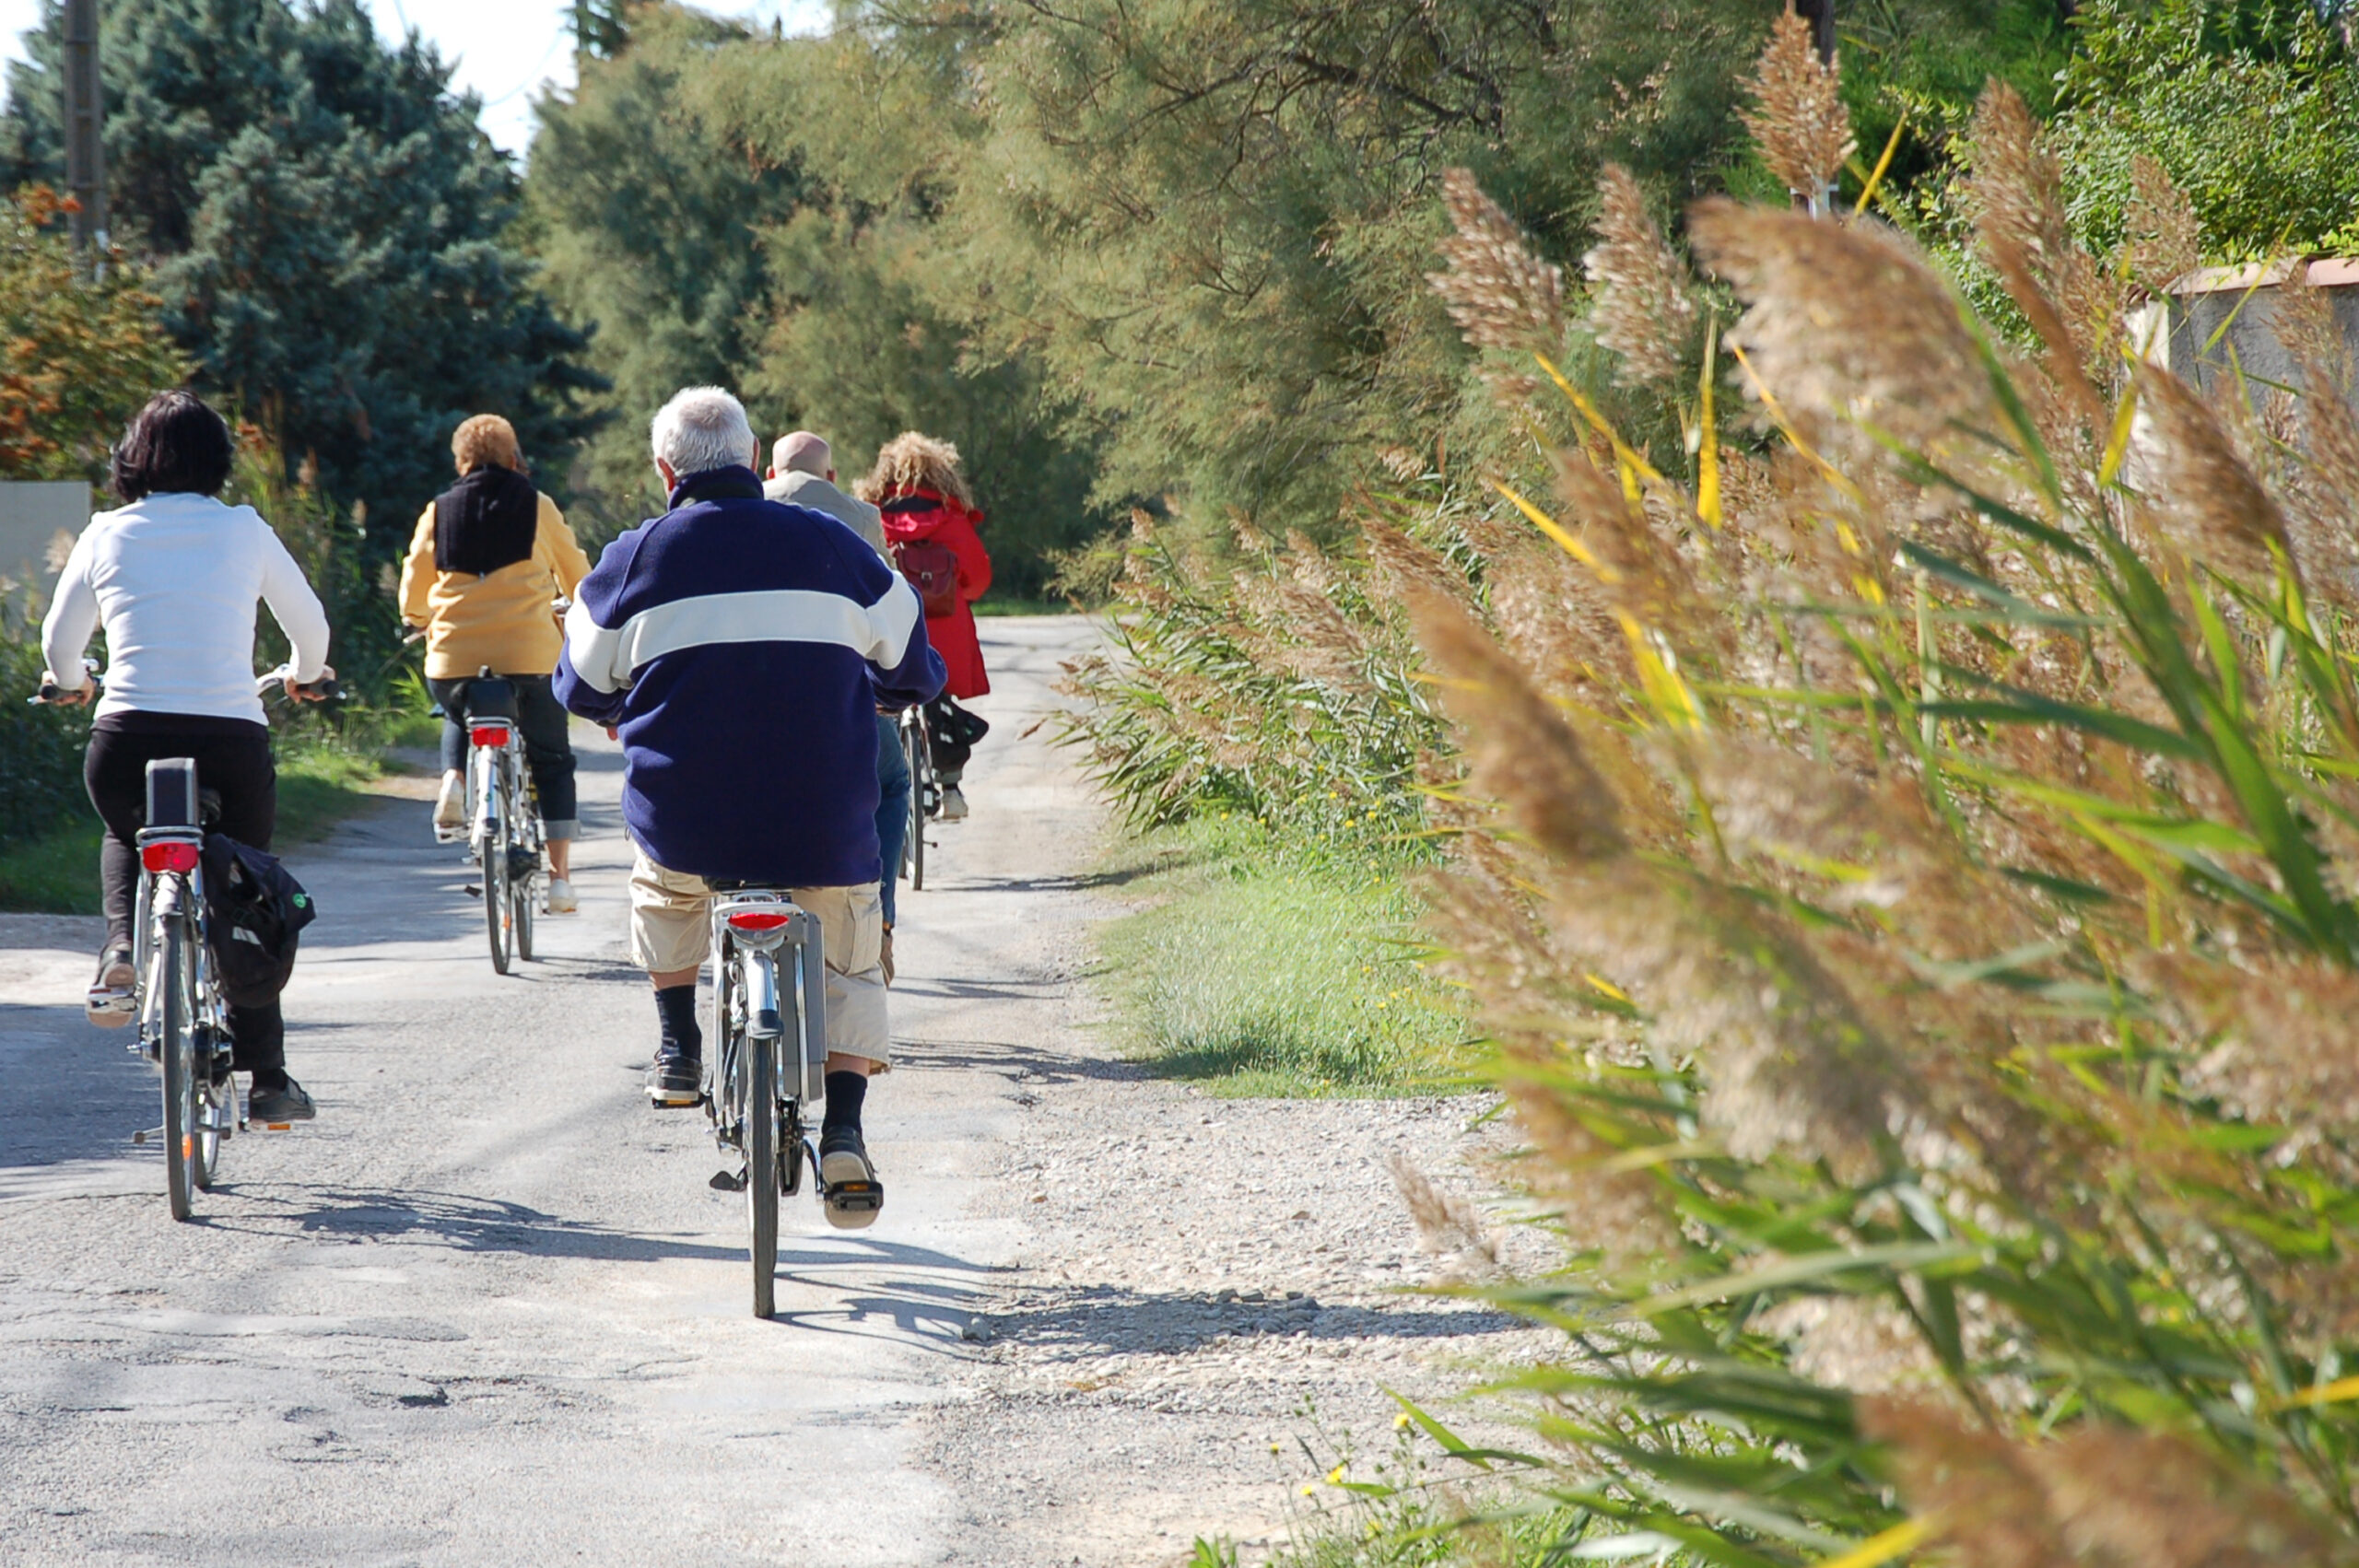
[[827, 1180, 884, 1213], [131, 1125, 165, 1145], [709, 1167, 748, 1192], [463, 883, 482, 897]]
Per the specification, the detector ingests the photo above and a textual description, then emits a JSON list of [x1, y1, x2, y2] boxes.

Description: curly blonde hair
[[452, 414, 522, 475], [855, 431, 973, 508]]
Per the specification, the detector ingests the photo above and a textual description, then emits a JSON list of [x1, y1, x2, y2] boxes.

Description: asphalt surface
[[0, 615, 1099, 1566]]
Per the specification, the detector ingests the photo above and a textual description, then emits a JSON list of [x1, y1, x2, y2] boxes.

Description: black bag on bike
[[461, 674, 518, 721], [200, 834, 317, 1008], [923, 696, 991, 774]]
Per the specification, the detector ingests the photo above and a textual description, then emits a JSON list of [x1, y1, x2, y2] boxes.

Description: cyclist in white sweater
[[40, 391, 334, 1123]]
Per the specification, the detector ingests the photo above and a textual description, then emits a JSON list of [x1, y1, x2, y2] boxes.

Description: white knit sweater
[[41, 492, 331, 723]]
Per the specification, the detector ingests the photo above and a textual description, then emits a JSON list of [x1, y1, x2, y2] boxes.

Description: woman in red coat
[[860, 433, 992, 819]]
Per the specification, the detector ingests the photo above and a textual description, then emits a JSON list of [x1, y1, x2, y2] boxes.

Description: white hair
[[650, 386, 757, 477]]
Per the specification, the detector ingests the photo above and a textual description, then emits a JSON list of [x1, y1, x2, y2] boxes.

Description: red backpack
[[890, 537, 962, 617]]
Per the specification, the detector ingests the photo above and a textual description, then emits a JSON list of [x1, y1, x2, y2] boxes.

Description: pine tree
[[572, 0, 630, 60], [0, 0, 603, 562]]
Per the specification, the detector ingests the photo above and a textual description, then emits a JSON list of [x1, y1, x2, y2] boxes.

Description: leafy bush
[[0, 613, 92, 847], [2052, 0, 2359, 259]]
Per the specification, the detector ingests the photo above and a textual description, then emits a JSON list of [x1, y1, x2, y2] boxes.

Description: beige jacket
[[397, 492, 592, 678], [764, 470, 887, 556]]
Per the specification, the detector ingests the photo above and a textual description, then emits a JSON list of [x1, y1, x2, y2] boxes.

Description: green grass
[[972, 595, 1086, 616], [1094, 818, 1468, 1096], [0, 738, 402, 914]]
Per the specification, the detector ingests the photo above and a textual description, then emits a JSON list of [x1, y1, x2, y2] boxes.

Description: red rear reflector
[[470, 725, 511, 747], [726, 910, 792, 932], [141, 841, 200, 874]]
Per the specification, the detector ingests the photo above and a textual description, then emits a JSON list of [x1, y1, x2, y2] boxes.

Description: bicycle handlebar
[[27, 659, 100, 707], [258, 666, 343, 703]]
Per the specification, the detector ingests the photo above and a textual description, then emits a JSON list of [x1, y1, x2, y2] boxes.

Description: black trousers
[[84, 715, 285, 1073], [427, 673, 578, 837]]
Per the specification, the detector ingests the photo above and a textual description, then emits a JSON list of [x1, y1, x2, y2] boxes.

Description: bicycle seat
[[143, 762, 228, 832], [708, 878, 761, 894]]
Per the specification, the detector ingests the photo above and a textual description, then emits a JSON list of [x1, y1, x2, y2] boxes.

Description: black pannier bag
[[200, 834, 317, 1008], [924, 696, 992, 775]]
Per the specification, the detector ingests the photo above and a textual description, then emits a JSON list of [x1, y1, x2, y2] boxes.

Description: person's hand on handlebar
[[36, 668, 94, 706], [257, 663, 339, 702]]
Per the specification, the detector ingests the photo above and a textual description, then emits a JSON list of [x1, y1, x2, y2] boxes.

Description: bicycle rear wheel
[[192, 1020, 225, 1191], [745, 1019, 780, 1319], [905, 722, 928, 892], [159, 917, 198, 1222], [482, 790, 511, 976]]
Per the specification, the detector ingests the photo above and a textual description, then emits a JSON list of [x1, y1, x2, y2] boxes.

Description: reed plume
[[1429, 168, 1564, 362], [2124, 153, 2201, 303], [2131, 362, 2300, 591], [1740, 6, 1853, 205], [1690, 200, 1991, 451], [1582, 163, 1699, 391]]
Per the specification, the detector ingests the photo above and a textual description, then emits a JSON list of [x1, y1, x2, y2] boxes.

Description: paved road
[[0, 616, 1100, 1566]]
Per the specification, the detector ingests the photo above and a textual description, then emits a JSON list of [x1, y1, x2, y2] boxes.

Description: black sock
[[654, 984, 701, 1058], [822, 1071, 867, 1140], [251, 1068, 288, 1092]]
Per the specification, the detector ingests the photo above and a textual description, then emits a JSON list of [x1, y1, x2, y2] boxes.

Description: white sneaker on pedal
[[546, 877, 577, 914], [432, 770, 466, 840], [939, 784, 968, 822], [85, 948, 135, 1029]]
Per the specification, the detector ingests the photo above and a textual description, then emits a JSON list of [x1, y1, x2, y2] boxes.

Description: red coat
[[880, 487, 992, 698]]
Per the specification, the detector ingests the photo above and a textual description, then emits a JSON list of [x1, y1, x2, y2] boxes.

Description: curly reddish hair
[[452, 414, 522, 476]]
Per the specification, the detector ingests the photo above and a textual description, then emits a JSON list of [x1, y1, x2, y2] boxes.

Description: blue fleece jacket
[[554, 466, 946, 887]]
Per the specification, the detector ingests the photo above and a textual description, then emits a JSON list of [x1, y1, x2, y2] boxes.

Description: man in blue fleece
[[556, 386, 945, 1229]]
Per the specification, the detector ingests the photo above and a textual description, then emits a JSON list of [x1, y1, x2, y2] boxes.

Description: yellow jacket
[[398, 492, 592, 678]]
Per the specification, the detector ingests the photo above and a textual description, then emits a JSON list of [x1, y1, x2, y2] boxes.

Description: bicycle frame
[[466, 714, 544, 972], [132, 825, 218, 1056], [707, 893, 828, 1127], [705, 892, 827, 1318]]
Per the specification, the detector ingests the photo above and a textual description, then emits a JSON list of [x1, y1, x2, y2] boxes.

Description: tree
[[522, 6, 812, 524], [0, 185, 187, 482], [0, 0, 603, 559], [526, 8, 1119, 585]]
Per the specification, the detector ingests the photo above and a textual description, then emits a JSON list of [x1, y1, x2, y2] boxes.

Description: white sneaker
[[432, 770, 465, 838], [546, 877, 577, 914], [939, 784, 968, 822]]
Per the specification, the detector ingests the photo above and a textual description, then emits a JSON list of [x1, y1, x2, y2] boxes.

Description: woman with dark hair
[[38, 390, 334, 1123]]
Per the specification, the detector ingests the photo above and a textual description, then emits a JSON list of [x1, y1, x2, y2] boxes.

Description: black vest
[[433, 465, 539, 576]]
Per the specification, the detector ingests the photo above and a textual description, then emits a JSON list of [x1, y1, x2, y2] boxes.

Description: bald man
[[764, 432, 886, 555], [764, 431, 913, 968]]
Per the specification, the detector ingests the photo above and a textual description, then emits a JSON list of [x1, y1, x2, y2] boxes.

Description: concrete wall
[[0, 481, 93, 607], [2155, 258, 2359, 396]]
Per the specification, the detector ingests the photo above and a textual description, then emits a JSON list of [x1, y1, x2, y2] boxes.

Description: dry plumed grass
[[1066, 17, 2359, 1564], [1741, 6, 1853, 204]]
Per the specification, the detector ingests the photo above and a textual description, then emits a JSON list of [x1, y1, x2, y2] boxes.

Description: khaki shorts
[[628, 848, 890, 1067]]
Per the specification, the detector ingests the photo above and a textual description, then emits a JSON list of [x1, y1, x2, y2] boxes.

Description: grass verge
[[1093, 817, 1467, 1096], [0, 734, 417, 915]]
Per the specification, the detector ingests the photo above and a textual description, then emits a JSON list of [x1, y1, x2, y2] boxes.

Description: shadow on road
[[194, 1185, 752, 1263], [977, 1281, 1524, 1361]]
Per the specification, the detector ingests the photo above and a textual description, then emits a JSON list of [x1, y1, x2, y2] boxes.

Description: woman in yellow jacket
[[399, 415, 593, 911]]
